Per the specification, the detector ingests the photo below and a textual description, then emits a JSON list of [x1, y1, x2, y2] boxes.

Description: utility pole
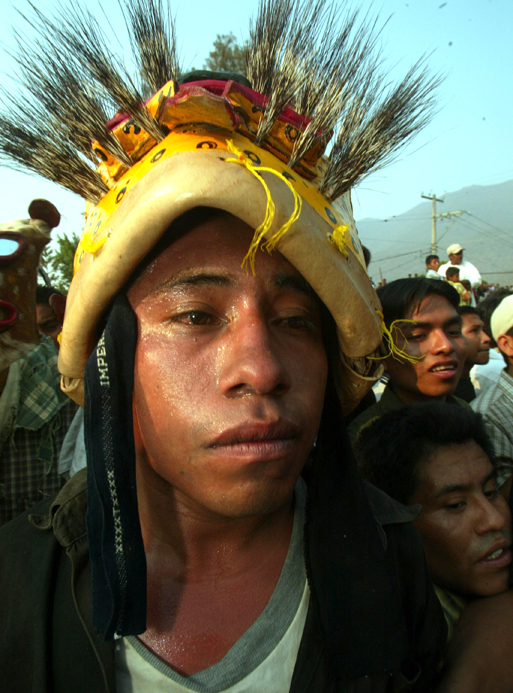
[[421, 193, 444, 254]]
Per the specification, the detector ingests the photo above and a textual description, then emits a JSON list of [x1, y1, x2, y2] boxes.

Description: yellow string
[[368, 310, 425, 364], [329, 225, 350, 258], [225, 140, 302, 273]]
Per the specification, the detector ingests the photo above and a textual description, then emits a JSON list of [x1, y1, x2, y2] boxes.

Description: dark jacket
[[347, 383, 470, 444], [0, 466, 446, 692]]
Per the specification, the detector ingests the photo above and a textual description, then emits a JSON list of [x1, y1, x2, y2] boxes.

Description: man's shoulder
[[347, 385, 400, 443], [0, 467, 88, 557], [472, 372, 513, 414]]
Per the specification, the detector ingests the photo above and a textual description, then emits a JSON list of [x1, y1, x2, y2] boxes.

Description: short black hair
[[377, 277, 460, 327], [446, 267, 460, 280], [477, 288, 513, 347], [355, 402, 497, 505], [425, 254, 439, 265], [35, 285, 64, 305], [362, 245, 371, 268], [458, 305, 479, 318]]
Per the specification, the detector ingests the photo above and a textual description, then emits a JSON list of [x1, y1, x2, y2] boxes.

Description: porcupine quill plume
[[0, 0, 181, 199], [0, 111, 109, 202], [0, 0, 439, 203], [247, 0, 441, 198], [121, 0, 181, 96], [53, 3, 168, 143]]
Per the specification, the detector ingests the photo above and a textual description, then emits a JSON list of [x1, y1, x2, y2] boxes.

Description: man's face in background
[[449, 251, 463, 265], [384, 294, 467, 403], [461, 312, 491, 366], [411, 440, 512, 597]]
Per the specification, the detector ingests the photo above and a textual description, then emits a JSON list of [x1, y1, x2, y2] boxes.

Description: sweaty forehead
[[127, 214, 308, 305]]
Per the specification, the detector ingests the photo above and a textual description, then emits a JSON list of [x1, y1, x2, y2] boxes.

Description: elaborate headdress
[[0, 0, 440, 413]]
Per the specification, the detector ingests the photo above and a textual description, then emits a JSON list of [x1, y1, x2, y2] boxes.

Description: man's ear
[[497, 334, 513, 359]]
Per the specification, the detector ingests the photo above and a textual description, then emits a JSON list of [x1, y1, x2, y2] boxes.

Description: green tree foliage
[[40, 231, 80, 294], [204, 33, 248, 75]]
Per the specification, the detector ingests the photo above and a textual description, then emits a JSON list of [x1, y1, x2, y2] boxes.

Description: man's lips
[[428, 360, 459, 379], [208, 420, 301, 461], [477, 538, 512, 569], [210, 420, 300, 447]]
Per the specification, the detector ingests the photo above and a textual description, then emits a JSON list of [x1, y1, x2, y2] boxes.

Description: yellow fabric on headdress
[[369, 310, 425, 364], [225, 140, 302, 273]]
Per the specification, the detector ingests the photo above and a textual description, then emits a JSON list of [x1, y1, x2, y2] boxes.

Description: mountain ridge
[[356, 179, 513, 285]]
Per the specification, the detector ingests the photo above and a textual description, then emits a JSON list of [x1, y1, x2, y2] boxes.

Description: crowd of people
[[1, 0, 513, 691]]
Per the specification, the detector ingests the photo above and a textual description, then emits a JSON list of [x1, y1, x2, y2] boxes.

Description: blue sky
[[0, 0, 511, 245]]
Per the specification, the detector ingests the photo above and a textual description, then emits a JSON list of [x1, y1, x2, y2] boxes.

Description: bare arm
[[436, 590, 513, 693]]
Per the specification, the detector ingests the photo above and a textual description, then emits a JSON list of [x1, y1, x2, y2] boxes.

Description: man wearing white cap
[[472, 295, 513, 498], [438, 244, 482, 305], [438, 244, 482, 287]]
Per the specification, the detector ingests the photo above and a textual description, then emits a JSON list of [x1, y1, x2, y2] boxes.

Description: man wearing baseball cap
[[472, 295, 513, 499], [438, 244, 482, 305]]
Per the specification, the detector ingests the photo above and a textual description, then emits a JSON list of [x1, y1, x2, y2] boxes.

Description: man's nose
[[475, 497, 507, 535], [217, 316, 291, 398], [430, 329, 454, 354]]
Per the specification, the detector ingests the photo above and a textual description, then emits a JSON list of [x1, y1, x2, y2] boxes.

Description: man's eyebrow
[[151, 272, 235, 295], [435, 483, 472, 499], [402, 316, 462, 330], [274, 273, 314, 297], [435, 470, 497, 499]]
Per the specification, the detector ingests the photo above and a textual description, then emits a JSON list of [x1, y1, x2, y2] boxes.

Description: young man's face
[[427, 258, 440, 271], [36, 303, 62, 348], [461, 312, 491, 366], [128, 213, 328, 519], [384, 294, 468, 403], [410, 440, 512, 597]]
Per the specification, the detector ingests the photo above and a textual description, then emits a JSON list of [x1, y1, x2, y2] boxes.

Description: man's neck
[[389, 382, 447, 405], [135, 459, 296, 674], [461, 364, 471, 379]]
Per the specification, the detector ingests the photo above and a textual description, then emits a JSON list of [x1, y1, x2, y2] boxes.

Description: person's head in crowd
[[447, 243, 464, 265], [458, 306, 491, 375], [356, 402, 512, 597], [446, 266, 460, 283], [377, 278, 467, 403], [425, 254, 440, 272], [477, 288, 513, 348], [362, 245, 371, 269], [491, 295, 513, 373], [35, 286, 66, 348]]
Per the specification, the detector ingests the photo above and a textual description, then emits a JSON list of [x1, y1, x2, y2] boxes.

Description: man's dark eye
[[280, 316, 316, 331], [174, 311, 214, 326]]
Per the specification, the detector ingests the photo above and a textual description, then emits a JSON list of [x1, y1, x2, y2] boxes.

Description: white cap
[[491, 295, 513, 341], [447, 243, 464, 255]]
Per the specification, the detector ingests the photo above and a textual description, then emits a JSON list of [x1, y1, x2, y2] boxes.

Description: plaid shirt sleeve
[[472, 371, 513, 487], [0, 339, 78, 526]]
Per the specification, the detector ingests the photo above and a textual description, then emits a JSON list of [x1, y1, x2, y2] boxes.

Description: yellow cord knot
[[225, 140, 302, 273], [329, 225, 350, 258], [369, 310, 425, 364]]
